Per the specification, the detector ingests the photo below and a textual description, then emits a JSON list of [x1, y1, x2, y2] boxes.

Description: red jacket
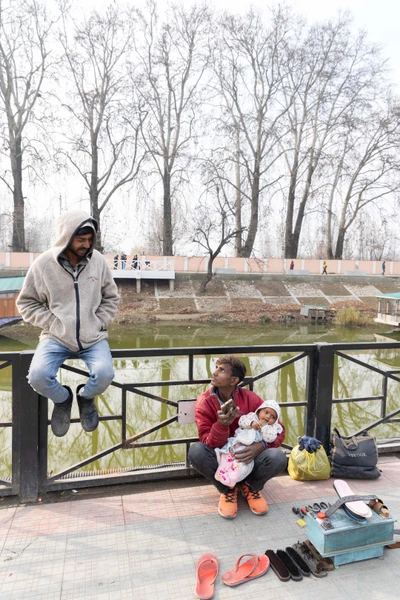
[[195, 387, 285, 450]]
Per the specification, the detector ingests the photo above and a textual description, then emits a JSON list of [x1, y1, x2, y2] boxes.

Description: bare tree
[[192, 185, 245, 293], [0, 0, 54, 251], [58, 5, 146, 248], [209, 7, 291, 258], [323, 100, 400, 258], [279, 15, 386, 258], [134, 0, 210, 255]]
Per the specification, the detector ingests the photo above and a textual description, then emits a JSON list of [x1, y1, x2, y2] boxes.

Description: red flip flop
[[195, 553, 219, 599], [222, 553, 270, 587]]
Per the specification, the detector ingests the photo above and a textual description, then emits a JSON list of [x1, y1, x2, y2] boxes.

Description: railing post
[[314, 342, 335, 451], [17, 351, 40, 502], [305, 347, 317, 437]]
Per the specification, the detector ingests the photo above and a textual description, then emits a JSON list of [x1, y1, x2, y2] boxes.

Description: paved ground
[[1, 456, 400, 600]]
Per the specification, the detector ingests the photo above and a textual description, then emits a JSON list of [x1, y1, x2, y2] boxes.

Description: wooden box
[[305, 510, 396, 566]]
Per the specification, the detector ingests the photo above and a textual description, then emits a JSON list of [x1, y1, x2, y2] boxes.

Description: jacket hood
[[52, 210, 98, 261], [256, 400, 281, 421]]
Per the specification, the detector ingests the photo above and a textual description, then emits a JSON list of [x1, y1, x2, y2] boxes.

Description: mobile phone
[[221, 399, 236, 414]]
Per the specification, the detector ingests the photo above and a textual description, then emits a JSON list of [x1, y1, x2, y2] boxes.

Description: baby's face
[[258, 407, 277, 425]]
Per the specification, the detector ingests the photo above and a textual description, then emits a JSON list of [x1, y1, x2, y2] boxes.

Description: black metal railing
[[1, 341, 400, 502]]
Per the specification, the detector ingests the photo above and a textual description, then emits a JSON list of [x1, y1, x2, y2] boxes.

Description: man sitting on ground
[[188, 355, 287, 519]]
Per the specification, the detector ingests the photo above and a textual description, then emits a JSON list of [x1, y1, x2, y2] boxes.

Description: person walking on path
[[322, 261, 328, 274], [382, 260, 386, 276], [121, 253, 127, 270], [17, 210, 120, 437], [289, 260, 294, 270], [188, 355, 286, 519]]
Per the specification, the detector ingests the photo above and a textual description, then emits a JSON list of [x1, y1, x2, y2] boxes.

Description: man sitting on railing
[[188, 355, 287, 519], [16, 210, 120, 438]]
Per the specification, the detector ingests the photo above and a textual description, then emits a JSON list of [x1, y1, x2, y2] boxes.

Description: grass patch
[[335, 307, 368, 327]]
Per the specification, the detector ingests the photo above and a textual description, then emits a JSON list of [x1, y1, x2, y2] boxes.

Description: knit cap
[[256, 400, 281, 421]]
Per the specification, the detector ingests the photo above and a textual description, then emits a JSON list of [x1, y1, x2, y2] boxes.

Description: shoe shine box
[[305, 510, 396, 566]]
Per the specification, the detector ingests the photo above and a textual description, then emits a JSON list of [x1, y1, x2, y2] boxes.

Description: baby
[[215, 400, 283, 488], [238, 399, 283, 443]]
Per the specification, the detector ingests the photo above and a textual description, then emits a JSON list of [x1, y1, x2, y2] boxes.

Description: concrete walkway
[[1, 455, 400, 600]]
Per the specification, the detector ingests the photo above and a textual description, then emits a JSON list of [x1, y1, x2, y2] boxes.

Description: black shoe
[[76, 384, 99, 432], [51, 386, 73, 437]]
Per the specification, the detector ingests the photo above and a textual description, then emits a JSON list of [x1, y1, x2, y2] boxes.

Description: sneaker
[[76, 384, 99, 432], [241, 483, 269, 515], [51, 386, 73, 437], [218, 487, 238, 519]]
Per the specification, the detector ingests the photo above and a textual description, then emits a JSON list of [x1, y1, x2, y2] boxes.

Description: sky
[[98, 0, 399, 87], [82, 0, 400, 87]]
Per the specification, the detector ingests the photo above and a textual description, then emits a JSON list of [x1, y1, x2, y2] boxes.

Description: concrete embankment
[[115, 273, 400, 324]]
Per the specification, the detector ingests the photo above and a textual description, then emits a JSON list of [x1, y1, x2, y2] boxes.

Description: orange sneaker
[[241, 483, 269, 515], [218, 487, 238, 519]]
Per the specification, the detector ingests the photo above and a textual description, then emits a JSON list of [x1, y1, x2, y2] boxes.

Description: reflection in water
[[1, 322, 400, 478]]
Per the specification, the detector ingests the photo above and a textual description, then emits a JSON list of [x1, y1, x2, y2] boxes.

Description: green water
[[0, 321, 399, 478], [0, 320, 392, 352]]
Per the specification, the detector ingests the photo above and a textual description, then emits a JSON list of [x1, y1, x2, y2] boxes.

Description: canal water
[[1, 321, 399, 479]]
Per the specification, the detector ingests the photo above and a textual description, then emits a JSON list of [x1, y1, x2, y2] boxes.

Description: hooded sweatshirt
[[16, 210, 120, 352]]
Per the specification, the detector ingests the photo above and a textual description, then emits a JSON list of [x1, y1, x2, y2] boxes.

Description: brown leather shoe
[[241, 483, 269, 515], [218, 487, 238, 519]]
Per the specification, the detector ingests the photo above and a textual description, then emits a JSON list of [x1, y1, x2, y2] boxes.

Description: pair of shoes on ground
[[51, 384, 99, 437], [195, 553, 270, 599], [218, 483, 269, 519]]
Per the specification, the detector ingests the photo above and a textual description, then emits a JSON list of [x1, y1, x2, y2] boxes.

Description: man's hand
[[217, 405, 239, 427], [233, 441, 264, 464]]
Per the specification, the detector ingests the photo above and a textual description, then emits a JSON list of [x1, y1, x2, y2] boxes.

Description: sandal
[[195, 553, 219, 600], [222, 553, 269, 587]]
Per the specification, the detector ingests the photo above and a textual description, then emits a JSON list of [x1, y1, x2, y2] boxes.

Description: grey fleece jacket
[[16, 210, 120, 352]]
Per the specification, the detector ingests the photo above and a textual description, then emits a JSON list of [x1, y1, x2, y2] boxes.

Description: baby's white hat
[[256, 400, 281, 421]]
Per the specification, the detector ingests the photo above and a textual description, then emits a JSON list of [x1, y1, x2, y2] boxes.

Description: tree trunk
[[289, 196, 307, 258], [11, 136, 25, 251], [163, 166, 173, 255], [286, 158, 315, 258], [239, 161, 260, 257], [200, 254, 214, 292], [234, 127, 242, 256], [284, 153, 298, 258], [334, 227, 346, 259], [90, 138, 103, 251], [326, 205, 334, 260]]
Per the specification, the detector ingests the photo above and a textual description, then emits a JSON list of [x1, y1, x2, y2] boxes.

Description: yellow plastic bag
[[288, 445, 330, 481]]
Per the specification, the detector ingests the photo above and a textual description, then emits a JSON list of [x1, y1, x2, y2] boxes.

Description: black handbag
[[330, 427, 381, 480]]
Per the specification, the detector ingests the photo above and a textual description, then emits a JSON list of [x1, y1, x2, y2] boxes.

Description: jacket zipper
[[73, 266, 84, 350], [59, 261, 86, 350]]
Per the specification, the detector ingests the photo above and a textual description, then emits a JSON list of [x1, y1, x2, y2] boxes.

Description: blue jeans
[[28, 338, 114, 404]]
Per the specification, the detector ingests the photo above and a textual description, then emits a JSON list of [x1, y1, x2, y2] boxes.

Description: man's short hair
[[216, 355, 246, 382], [76, 226, 94, 236]]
